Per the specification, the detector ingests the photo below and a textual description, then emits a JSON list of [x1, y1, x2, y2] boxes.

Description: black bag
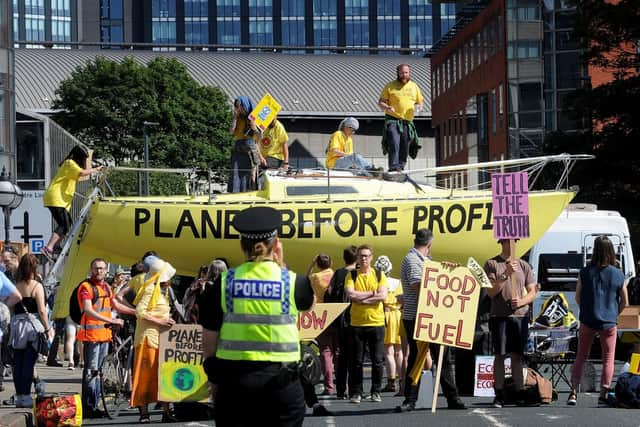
[[35, 331, 50, 357], [615, 372, 640, 408], [69, 281, 98, 324], [627, 276, 640, 306]]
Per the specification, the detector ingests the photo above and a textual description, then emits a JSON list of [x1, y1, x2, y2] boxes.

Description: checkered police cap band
[[240, 229, 278, 240]]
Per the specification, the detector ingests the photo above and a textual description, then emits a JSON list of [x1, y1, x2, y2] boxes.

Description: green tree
[[544, 0, 640, 258], [52, 56, 233, 177]]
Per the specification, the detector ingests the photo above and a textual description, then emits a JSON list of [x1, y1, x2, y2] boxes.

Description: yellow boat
[[50, 154, 589, 318]]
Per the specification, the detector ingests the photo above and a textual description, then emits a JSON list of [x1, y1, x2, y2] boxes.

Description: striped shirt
[[400, 247, 426, 321]]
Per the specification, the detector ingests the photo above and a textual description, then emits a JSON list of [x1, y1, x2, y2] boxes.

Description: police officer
[[201, 206, 314, 427]]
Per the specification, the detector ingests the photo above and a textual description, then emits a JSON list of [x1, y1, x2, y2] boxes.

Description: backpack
[[615, 372, 640, 408], [627, 276, 640, 306], [69, 281, 99, 324], [349, 267, 382, 284]]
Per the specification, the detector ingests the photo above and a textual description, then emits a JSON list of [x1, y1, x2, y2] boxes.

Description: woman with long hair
[[10, 254, 52, 408], [567, 236, 628, 406], [42, 145, 103, 260], [130, 256, 177, 423]]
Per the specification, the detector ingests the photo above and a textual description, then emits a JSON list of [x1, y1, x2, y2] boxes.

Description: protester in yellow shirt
[[378, 64, 424, 172], [42, 145, 103, 261], [325, 117, 382, 176], [258, 118, 289, 169], [345, 244, 387, 404]]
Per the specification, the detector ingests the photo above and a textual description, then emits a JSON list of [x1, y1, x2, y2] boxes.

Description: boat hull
[[52, 189, 574, 318]]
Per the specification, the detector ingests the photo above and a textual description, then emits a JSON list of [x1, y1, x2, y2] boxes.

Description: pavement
[[0, 358, 82, 427]]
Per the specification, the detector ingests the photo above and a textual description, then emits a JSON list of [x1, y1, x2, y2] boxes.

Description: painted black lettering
[[358, 207, 378, 237], [467, 203, 483, 231], [428, 205, 445, 234], [298, 209, 313, 238], [445, 204, 466, 233], [279, 209, 296, 239], [380, 207, 398, 236], [314, 208, 332, 238], [134, 208, 150, 236], [154, 208, 173, 238], [412, 206, 428, 234], [224, 210, 240, 239], [175, 210, 200, 238], [201, 210, 222, 239], [334, 208, 357, 238], [483, 202, 493, 230]]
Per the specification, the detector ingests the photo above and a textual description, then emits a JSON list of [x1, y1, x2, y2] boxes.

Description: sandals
[[567, 391, 577, 406]]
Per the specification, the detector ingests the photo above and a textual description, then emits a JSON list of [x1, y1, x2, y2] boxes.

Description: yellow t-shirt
[[259, 120, 288, 160], [128, 274, 146, 296], [134, 282, 171, 348], [325, 130, 353, 169], [233, 116, 258, 142], [310, 268, 334, 302], [345, 269, 387, 327], [43, 159, 83, 210], [379, 80, 424, 121]]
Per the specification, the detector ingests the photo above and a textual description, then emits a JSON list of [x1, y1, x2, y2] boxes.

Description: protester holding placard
[[345, 244, 387, 404], [567, 236, 628, 407], [484, 239, 537, 408]]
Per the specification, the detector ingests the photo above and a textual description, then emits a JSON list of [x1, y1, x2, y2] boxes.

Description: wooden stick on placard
[[431, 344, 445, 413], [508, 239, 518, 296]]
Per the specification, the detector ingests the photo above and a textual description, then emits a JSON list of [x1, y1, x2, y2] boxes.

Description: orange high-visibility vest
[[76, 280, 113, 343]]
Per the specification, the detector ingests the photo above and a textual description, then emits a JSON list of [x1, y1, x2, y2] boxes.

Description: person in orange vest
[[77, 258, 134, 419]]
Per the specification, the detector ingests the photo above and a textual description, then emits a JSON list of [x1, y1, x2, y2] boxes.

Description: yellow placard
[[413, 258, 485, 349], [297, 303, 349, 340], [629, 353, 640, 375], [249, 93, 282, 131], [158, 325, 209, 402]]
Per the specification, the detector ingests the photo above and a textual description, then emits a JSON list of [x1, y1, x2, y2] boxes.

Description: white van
[[529, 203, 636, 320]]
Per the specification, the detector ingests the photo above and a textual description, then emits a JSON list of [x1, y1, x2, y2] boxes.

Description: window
[[152, 0, 177, 49], [491, 88, 497, 134], [282, 0, 304, 51], [16, 123, 45, 190], [519, 82, 542, 111], [249, 0, 274, 47], [556, 52, 580, 88], [409, 0, 433, 48], [313, 0, 337, 51], [345, 0, 369, 50], [508, 40, 541, 59], [101, 0, 123, 19]]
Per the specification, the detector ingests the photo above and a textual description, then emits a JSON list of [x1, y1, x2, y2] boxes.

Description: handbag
[[20, 302, 50, 357]]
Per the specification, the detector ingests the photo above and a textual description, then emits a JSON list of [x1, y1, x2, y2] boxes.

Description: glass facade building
[[1, 1, 16, 175], [13, 0, 75, 47]]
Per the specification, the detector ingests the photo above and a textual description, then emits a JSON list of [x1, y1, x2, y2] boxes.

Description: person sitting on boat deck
[[42, 145, 104, 261], [228, 96, 262, 193], [258, 115, 289, 170], [378, 64, 424, 172], [325, 117, 382, 175]]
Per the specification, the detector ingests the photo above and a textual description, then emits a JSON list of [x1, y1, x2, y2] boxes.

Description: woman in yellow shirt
[[41, 145, 102, 261], [131, 256, 177, 423]]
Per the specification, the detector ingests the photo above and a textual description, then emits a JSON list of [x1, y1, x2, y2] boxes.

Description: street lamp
[[0, 167, 23, 245], [142, 121, 160, 196]]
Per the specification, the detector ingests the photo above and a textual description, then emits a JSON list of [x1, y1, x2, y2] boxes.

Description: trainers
[[312, 404, 333, 416], [350, 394, 361, 404], [336, 393, 347, 400], [67, 363, 75, 371], [567, 391, 577, 406], [370, 392, 382, 402], [447, 397, 466, 409], [492, 390, 505, 408], [394, 402, 415, 413]]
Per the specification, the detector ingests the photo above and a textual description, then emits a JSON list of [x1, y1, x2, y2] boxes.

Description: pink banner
[[491, 172, 530, 240]]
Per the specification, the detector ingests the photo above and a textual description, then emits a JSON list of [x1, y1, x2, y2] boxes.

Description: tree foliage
[[544, 0, 640, 258], [52, 57, 234, 176]]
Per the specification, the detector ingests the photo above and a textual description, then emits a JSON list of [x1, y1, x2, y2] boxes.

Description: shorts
[[489, 316, 529, 356], [65, 317, 78, 337], [48, 206, 72, 236]]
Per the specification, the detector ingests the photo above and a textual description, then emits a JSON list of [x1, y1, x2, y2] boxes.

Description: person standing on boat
[[258, 116, 289, 170], [378, 64, 424, 172], [484, 239, 538, 408], [228, 96, 262, 193], [42, 145, 103, 261], [325, 118, 380, 174], [200, 206, 314, 426]]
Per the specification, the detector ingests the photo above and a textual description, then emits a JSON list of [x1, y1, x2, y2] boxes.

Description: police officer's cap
[[232, 206, 282, 240]]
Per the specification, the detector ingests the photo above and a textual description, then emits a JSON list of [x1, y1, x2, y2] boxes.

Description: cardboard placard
[[297, 303, 348, 340], [413, 258, 490, 349], [474, 355, 512, 397], [158, 324, 208, 402], [249, 93, 282, 132], [491, 172, 530, 240]]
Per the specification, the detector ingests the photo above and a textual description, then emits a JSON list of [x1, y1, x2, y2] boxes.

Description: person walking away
[[76, 258, 132, 419], [228, 96, 261, 193], [378, 64, 424, 171], [374, 255, 404, 394], [42, 145, 103, 261], [484, 239, 538, 407], [201, 206, 314, 426], [307, 254, 336, 396], [323, 245, 358, 400], [325, 118, 381, 175], [10, 254, 51, 408], [131, 256, 178, 423], [567, 235, 628, 406], [345, 244, 387, 404]]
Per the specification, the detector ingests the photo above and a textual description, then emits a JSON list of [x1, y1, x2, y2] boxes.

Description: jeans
[[82, 341, 109, 412], [13, 346, 37, 395], [317, 326, 339, 393], [385, 120, 410, 170], [348, 326, 385, 396], [333, 154, 372, 172], [571, 324, 617, 391]]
